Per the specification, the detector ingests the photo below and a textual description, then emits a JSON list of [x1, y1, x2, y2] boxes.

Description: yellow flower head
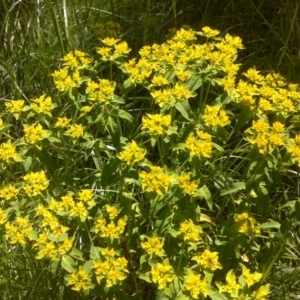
[[234, 212, 260, 236], [142, 114, 171, 136], [5, 100, 25, 113], [179, 219, 202, 243], [117, 140, 146, 165], [66, 124, 84, 138], [139, 166, 172, 195], [24, 123, 47, 144], [151, 263, 174, 289], [141, 236, 165, 257], [192, 249, 222, 271]]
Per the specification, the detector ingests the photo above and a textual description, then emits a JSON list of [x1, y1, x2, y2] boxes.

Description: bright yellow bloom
[[58, 237, 73, 255], [178, 172, 199, 195], [139, 166, 172, 195], [114, 41, 131, 56], [184, 271, 211, 299], [151, 75, 169, 86], [55, 117, 70, 128], [0, 208, 7, 224], [5, 217, 33, 245], [100, 247, 116, 258], [67, 267, 92, 291], [106, 205, 121, 219], [151, 263, 174, 289], [35, 241, 58, 260], [61, 195, 75, 210], [252, 284, 270, 300], [69, 201, 88, 220], [240, 264, 262, 287], [5, 100, 25, 113], [201, 26, 220, 37], [24, 123, 47, 144], [179, 219, 202, 243], [23, 171, 49, 196], [117, 141, 146, 165], [192, 249, 222, 271], [0, 143, 17, 163], [106, 267, 127, 287], [234, 212, 260, 236], [219, 270, 241, 297], [141, 236, 165, 257], [203, 105, 230, 127], [77, 189, 94, 205], [30, 94, 54, 114], [0, 184, 18, 200], [66, 124, 84, 138], [81, 105, 93, 113], [185, 130, 213, 158], [142, 114, 171, 136]]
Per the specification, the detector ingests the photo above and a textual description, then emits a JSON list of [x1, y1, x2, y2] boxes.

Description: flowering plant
[[1, 26, 299, 299]]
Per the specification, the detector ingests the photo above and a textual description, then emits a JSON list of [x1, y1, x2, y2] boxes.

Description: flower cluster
[[139, 166, 172, 195], [117, 140, 146, 165], [234, 212, 260, 236]]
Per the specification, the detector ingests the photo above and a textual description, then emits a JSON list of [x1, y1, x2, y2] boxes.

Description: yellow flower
[[66, 124, 84, 138], [185, 130, 213, 158], [139, 166, 172, 195], [141, 236, 165, 257], [69, 201, 88, 220], [106, 267, 127, 287], [5, 217, 33, 245], [192, 249, 222, 271], [151, 75, 169, 86], [234, 212, 260, 236], [35, 241, 58, 260], [106, 205, 121, 219], [252, 284, 270, 300], [0, 184, 18, 200], [203, 105, 230, 127], [142, 114, 171, 136], [240, 264, 262, 287], [177, 172, 199, 196], [151, 263, 174, 289], [201, 26, 220, 37], [114, 41, 131, 56], [23, 171, 49, 196], [219, 270, 241, 297], [117, 141, 146, 165], [0, 208, 7, 224], [67, 267, 92, 291], [0, 143, 17, 163], [5, 100, 25, 113], [24, 123, 47, 144], [61, 195, 75, 210], [179, 219, 202, 243], [184, 271, 211, 299], [77, 189, 94, 203], [100, 247, 116, 258], [30, 94, 54, 114], [55, 117, 70, 128]]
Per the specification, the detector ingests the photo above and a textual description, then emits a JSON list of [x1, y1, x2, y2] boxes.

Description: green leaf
[[175, 101, 193, 121], [61, 255, 76, 273], [220, 182, 245, 196], [196, 185, 213, 209], [260, 220, 281, 229], [118, 109, 134, 122], [188, 75, 203, 91], [22, 156, 32, 172], [209, 292, 228, 300], [101, 158, 119, 187]]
